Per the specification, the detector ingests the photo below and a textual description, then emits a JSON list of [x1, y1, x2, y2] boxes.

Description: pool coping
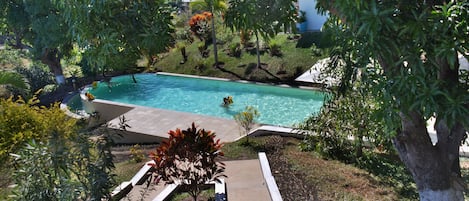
[[156, 72, 325, 91]]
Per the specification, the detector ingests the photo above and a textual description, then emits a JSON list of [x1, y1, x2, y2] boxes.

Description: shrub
[[0, 96, 71, 161], [299, 89, 394, 162], [11, 133, 115, 200], [310, 44, 323, 57], [268, 40, 282, 57], [234, 106, 260, 143], [149, 123, 225, 201], [0, 71, 30, 98], [16, 65, 54, 93], [0, 48, 29, 69], [228, 42, 241, 57], [130, 144, 145, 163], [3, 97, 115, 200], [189, 12, 213, 42]]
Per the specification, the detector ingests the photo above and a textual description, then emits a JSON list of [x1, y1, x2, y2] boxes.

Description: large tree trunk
[[41, 48, 65, 85], [392, 111, 465, 201]]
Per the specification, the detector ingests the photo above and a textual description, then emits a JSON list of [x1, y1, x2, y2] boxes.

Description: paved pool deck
[[106, 105, 248, 143]]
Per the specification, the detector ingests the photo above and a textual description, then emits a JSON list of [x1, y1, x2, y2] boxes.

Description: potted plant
[[297, 10, 307, 32]]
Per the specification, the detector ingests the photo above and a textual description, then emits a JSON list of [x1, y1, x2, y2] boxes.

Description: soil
[[266, 150, 318, 201]]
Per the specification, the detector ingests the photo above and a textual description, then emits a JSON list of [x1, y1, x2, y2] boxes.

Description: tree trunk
[[255, 31, 261, 68], [210, 5, 219, 68], [41, 48, 65, 85], [392, 111, 465, 201]]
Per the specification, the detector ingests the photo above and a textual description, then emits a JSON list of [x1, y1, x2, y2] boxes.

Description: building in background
[[297, 0, 328, 31]]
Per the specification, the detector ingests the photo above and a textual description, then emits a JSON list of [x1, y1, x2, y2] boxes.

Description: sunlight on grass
[[114, 160, 147, 184]]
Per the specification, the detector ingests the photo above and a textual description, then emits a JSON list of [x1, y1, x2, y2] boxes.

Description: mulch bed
[[266, 150, 319, 201]]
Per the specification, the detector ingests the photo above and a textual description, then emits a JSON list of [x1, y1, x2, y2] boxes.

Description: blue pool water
[[88, 73, 325, 126]]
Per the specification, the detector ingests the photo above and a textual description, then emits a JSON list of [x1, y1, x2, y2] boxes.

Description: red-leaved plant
[[149, 123, 225, 201], [189, 12, 213, 41]]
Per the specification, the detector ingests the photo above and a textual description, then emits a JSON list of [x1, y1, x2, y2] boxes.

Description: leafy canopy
[[317, 0, 469, 131], [57, 0, 175, 72]]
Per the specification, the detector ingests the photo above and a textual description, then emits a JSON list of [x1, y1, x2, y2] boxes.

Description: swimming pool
[[87, 73, 325, 126]]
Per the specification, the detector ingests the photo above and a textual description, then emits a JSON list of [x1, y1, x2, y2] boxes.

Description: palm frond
[[0, 71, 30, 92]]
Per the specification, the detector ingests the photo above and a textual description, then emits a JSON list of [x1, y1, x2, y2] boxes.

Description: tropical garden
[[1, 0, 468, 200]]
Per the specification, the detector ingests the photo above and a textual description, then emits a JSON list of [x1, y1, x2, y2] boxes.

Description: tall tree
[[225, 0, 297, 67], [58, 0, 174, 79], [0, 0, 31, 49], [190, 0, 227, 67], [316, 1, 469, 200], [22, 0, 72, 84]]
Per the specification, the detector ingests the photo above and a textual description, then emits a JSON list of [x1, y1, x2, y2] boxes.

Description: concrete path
[[224, 159, 271, 201], [120, 159, 272, 201]]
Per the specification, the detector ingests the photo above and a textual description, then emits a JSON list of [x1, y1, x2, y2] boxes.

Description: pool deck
[[107, 105, 246, 143]]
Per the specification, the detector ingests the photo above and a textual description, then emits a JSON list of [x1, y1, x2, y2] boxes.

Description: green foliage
[[190, 0, 227, 13], [0, 97, 75, 162], [225, 0, 297, 40], [0, 97, 115, 200], [318, 1, 469, 131], [150, 123, 225, 201], [129, 144, 146, 163], [225, 0, 297, 66], [157, 33, 318, 81], [297, 10, 307, 23], [16, 65, 54, 93], [299, 84, 395, 161], [268, 39, 282, 57], [228, 42, 241, 57], [310, 44, 323, 57], [316, 1, 469, 196], [11, 131, 116, 200], [0, 71, 29, 96], [234, 106, 259, 142], [0, 48, 30, 70], [0, 0, 31, 48]]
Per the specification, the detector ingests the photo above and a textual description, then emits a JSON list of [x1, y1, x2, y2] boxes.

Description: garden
[[1, 0, 469, 201]]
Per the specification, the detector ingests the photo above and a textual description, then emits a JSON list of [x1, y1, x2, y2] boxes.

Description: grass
[[154, 33, 326, 84], [168, 187, 215, 201], [221, 137, 266, 160], [113, 161, 148, 184], [220, 136, 417, 200], [283, 142, 403, 200]]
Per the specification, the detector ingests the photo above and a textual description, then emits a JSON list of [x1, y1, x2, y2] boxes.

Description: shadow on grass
[[244, 63, 256, 76], [357, 153, 418, 200], [258, 65, 282, 81], [215, 66, 245, 80]]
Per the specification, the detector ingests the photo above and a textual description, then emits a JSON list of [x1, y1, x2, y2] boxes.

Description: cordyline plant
[[149, 123, 226, 201]]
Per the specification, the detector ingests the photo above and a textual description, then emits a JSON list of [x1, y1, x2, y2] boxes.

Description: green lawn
[[154, 32, 328, 84]]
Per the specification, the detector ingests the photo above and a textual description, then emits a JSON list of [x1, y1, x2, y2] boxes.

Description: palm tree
[[190, 0, 227, 67]]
